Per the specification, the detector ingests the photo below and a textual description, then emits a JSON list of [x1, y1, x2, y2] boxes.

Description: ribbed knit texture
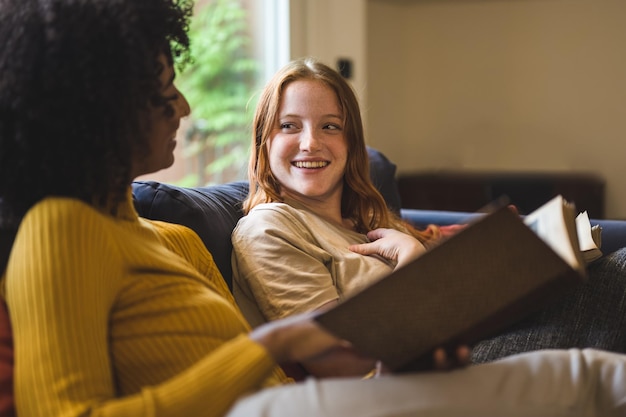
[[1, 192, 289, 417]]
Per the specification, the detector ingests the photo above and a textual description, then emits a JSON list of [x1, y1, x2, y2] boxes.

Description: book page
[[523, 195, 584, 272], [576, 211, 600, 251], [576, 211, 603, 263]]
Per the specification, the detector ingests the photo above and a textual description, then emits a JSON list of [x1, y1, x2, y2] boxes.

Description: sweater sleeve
[[232, 207, 340, 324], [144, 218, 237, 306], [4, 199, 280, 417]]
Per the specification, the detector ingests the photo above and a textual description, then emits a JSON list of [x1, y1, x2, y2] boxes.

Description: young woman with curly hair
[[1, 1, 625, 417], [0, 0, 351, 415]]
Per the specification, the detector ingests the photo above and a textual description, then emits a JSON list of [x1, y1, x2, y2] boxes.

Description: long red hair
[[244, 58, 438, 244]]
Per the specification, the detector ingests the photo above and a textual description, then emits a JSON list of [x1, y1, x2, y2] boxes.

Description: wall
[[290, 0, 626, 218], [289, 0, 369, 107]]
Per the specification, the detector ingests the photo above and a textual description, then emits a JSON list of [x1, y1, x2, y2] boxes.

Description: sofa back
[[402, 208, 626, 257], [133, 146, 626, 290], [132, 147, 402, 289]]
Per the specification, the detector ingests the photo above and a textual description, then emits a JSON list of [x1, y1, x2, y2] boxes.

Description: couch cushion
[[132, 147, 402, 289], [471, 247, 626, 363], [367, 147, 401, 214], [133, 181, 249, 288]]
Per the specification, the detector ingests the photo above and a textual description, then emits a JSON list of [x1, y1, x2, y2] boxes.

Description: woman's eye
[[280, 122, 296, 129], [324, 123, 341, 131]]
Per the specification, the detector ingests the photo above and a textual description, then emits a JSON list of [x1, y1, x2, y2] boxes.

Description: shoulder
[[15, 197, 119, 259], [143, 219, 233, 298], [249, 201, 301, 218], [234, 202, 327, 243], [236, 202, 307, 232], [144, 218, 204, 251], [20, 197, 109, 238], [7, 198, 121, 295]]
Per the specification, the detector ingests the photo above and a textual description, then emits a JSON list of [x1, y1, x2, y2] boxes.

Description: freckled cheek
[[269, 155, 292, 178], [268, 139, 295, 168], [265, 140, 276, 171]]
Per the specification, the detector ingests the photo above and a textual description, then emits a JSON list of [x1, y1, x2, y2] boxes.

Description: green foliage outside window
[[177, 0, 258, 186]]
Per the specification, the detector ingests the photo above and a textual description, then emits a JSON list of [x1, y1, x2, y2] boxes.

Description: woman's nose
[[175, 89, 191, 118], [300, 128, 321, 151]]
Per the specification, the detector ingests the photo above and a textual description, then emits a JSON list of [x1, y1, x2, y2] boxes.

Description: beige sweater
[[232, 199, 397, 328]]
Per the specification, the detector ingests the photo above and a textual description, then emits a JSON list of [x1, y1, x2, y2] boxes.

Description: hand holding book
[[316, 195, 597, 372]]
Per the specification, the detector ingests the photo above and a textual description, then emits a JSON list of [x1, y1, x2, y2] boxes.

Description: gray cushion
[[472, 247, 626, 363]]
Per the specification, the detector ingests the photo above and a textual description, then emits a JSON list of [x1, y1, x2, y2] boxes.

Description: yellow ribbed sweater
[[1, 192, 290, 417]]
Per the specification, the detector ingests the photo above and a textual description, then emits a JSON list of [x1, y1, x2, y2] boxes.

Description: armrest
[[400, 208, 479, 229], [401, 208, 626, 257]]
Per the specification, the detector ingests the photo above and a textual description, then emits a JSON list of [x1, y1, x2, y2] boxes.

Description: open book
[[315, 195, 598, 372], [575, 211, 602, 263]]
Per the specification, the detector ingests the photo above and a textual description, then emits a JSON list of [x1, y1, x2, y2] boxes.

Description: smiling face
[[267, 79, 348, 212], [131, 53, 191, 179]]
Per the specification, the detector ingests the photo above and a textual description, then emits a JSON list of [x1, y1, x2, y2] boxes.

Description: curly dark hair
[[0, 0, 193, 231]]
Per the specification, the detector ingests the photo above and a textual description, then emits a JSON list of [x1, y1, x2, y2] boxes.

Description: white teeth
[[293, 161, 329, 168]]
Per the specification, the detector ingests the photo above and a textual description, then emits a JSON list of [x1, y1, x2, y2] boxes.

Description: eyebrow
[[280, 113, 343, 119]]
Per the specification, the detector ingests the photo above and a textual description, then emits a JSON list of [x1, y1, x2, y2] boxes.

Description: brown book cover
[[314, 203, 587, 372]]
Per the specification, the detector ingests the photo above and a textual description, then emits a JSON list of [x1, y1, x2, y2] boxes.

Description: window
[[138, 0, 289, 186]]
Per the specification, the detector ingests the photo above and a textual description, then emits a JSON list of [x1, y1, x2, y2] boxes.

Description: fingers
[[348, 229, 392, 255], [433, 348, 449, 370], [348, 241, 378, 256], [456, 345, 471, 364], [250, 312, 352, 364], [438, 224, 468, 238], [365, 228, 391, 241], [432, 345, 472, 371], [350, 231, 426, 269]]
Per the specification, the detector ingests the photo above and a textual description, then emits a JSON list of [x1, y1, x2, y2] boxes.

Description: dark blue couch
[[132, 148, 626, 365], [132, 147, 404, 290], [133, 147, 626, 289], [402, 208, 626, 257]]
